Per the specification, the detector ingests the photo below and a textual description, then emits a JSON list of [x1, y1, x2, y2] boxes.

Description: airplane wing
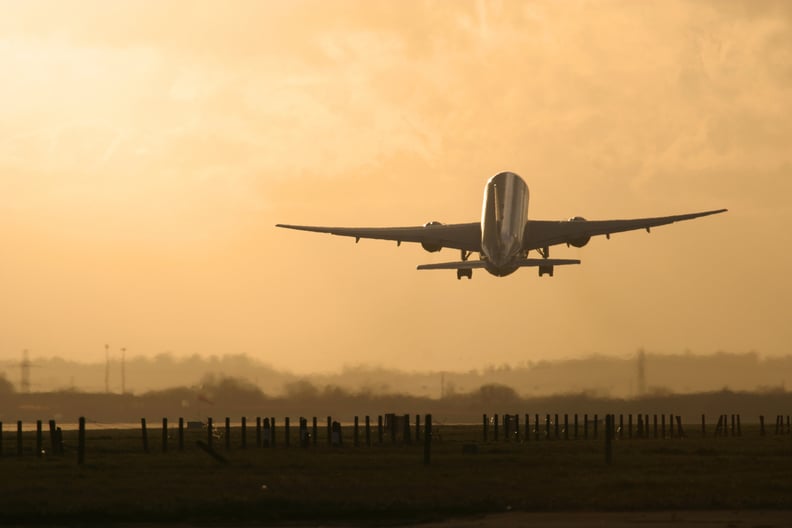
[[524, 209, 727, 251], [275, 222, 482, 252]]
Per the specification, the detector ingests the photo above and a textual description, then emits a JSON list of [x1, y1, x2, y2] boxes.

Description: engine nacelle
[[567, 216, 590, 248], [421, 221, 444, 252]]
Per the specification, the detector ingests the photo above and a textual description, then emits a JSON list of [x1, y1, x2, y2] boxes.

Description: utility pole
[[637, 348, 646, 396], [121, 347, 126, 395], [20, 349, 31, 393], [104, 344, 110, 393]]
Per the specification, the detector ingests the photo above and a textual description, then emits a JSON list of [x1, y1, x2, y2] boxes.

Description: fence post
[[514, 414, 520, 442], [482, 414, 488, 442], [378, 415, 383, 444], [676, 416, 684, 437], [584, 414, 589, 439], [241, 417, 247, 449], [525, 414, 530, 442], [545, 414, 550, 440], [661, 414, 666, 438], [618, 414, 623, 439], [593, 414, 598, 439], [327, 416, 332, 446], [207, 417, 213, 449], [760, 415, 765, 436], [605, 414, 613, 465], [179, 417, 184, 451], [162, 417, 168, 453], [36, 420, 42, 457], [256, 417, 262, 448], [354, 416, 359, 447], [285, 417, 290, 447], [494, 414, 499, 442], [574, 414, 579, 440], [628, 414, 633, 439], [415, 414, 421, 442], [504, 414, 511, 442], [403, 414, 411, 444], [534, 414, 540, 441], [16, 421, 22, 457], [225, 417, 231, 451], [653, 415, 658, 438], [313, 417, 318, 447], [78, 416, 85, 465], [271, 417, 276, 448], [365, 416, 371, 447], [423, 414, 432, 465], [141, 418, 149, 453]]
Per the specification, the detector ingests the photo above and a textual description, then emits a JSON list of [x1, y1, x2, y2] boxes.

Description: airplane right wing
[[524, 209, 727, 251], [276, 222, 482, 252], [417, 258, 580, 270]]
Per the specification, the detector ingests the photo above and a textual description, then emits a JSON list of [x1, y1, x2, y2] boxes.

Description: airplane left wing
[[524, 209, 727, 251], [276, 222, 482, 252]]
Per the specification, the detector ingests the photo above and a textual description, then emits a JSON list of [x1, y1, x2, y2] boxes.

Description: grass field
[[1, 419, 791, 524]]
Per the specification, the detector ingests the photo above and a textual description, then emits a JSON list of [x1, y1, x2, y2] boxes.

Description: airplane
[[276, 171, 727, 280]]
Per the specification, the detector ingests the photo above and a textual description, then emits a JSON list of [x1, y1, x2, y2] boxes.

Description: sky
[[1, 0, 790, 373]]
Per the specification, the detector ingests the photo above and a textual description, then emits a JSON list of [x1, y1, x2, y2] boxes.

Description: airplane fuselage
[[480, 171, 530, 276]]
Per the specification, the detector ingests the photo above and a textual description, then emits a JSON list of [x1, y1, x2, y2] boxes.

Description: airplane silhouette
[[277, 171, 726, 279]]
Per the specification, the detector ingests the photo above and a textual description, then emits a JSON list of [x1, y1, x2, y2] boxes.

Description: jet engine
[[567, 216, 590, 248], [421, 221, 444, 252]]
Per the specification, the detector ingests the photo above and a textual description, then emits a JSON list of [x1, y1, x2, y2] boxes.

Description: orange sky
[[1, 0, 790, 373]]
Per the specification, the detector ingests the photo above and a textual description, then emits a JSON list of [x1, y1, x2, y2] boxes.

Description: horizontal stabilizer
[[417, 258, 580, 271]]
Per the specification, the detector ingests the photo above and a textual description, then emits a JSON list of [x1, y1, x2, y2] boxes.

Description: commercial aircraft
[[277, 171, 726, 279]]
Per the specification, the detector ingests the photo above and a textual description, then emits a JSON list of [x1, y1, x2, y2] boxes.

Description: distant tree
[[0, 373, 14, 394]]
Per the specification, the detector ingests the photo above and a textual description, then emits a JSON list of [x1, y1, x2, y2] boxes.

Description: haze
[[1, 1, 790, 374]]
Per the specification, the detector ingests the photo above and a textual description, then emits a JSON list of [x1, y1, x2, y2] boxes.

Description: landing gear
[[457, 268, 473, 280], [536, 246, 553, 277]]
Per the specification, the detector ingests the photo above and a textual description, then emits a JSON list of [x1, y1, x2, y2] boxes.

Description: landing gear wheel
[[538, 265, 554, 277], [457, 269, 473, 280]]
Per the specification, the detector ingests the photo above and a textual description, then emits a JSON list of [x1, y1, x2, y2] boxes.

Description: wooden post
[[285, 417, 290, 447], [534, 414, 540, 441], [731, 414, 736, 436], [403, 414, 411, 444], [669, 414, 674, 438], [78, 416, 85, 465], [179, 417, 184, 451], [628, 414, 633, 439], [377, 415, 383, 444], [365, 416, 371, 447], [313, 417, 318, 447], [760, 415, 765, 436], [661, 414, 666, 438], [494, 414, 499, 442], [504, 414, 510, 442], [256, 417, 262, 448], [36, 420, 42, 457], [299, 417, 309, 448], [676, 415, 684, 437], [225, 417, 231, 451], [605, 414, 612, 465], [584, 414, 588, 439], [423, 414, 432, 465], [48, 420, 57, 455], [482, 414, 488, 442], [618, 414, 623, 439], [593, 414, 598, 439], [141, 418, 149, 453], [574, 414, 579, 439], [525, 413, 530, 441], [564, 414, 569, 440], [653, 414, 658, 438], [327, 416, 332, 445], [554, 414, 559, 439], [207, 417, 213, 449], [162, 417, 168, 453], [271, 417, 276, 448], [514, 413, 520, 442], [16, 420, 22, 457], [354, 416, 359, 447], [545, 414, 550, 440], [241, 417, 247, 449], [415, 414, 421, 442], [56, 427, 64, 455]]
